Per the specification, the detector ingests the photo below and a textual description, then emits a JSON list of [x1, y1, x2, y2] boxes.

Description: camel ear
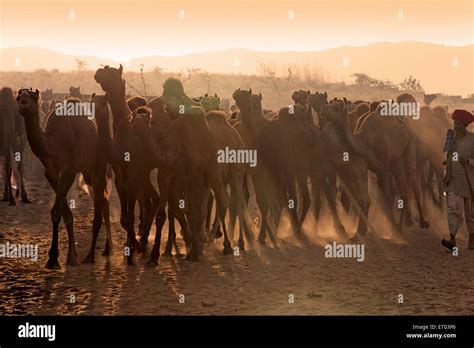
[[91, 93, 96, 100], [249, 88, 252, 94], [119, 64, 123, 75], [259, 93, 262, 100], [307, 89, 311, 94], [34, 89, 40, 100], [204, 93, 208, 97], [324, 91, 328, 97], [214, 93, 218, 98]]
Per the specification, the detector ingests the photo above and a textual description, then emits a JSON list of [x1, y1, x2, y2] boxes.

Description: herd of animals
[[0, 64, 460, 269]]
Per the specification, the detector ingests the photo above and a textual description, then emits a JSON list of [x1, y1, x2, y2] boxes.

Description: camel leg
[[163, 179, 179, 257], [3, 150, 16, 205], [210, 173, 232, 255], [17, 144, 31, 203], [205, 192, 214, 237], [162, 204, 176, 256], [390, 161, 409, 233], [125, 179, 138, 265], [102, 199, 113, 256], [296, 175, 310, 230], [139, 176, 160, 250], [148, 171, 171, 265], [230, 172, 253, 251], [173, 202, 191, 254], [323, 170, 346, 238], [340, 190, 351, 214], [309, 170, 322, 235], [408, 168, 430, 229], [83, 174, 106, 264], [137, 196, 149, 245], [62, 201, 79, 266], [185, 174, 206, 261], [44, 170, 78, 266], [228, 189, 238, 241], [47, 170, 76, 269]]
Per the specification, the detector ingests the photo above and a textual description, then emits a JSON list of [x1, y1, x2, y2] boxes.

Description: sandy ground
[[1, 178, 474, 316]]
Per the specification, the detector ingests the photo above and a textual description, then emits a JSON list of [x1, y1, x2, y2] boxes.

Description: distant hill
[[1, 42, 472, 95]]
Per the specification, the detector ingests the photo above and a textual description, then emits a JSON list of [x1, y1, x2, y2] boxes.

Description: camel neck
[[106, 89, 130, 135], [22, 108, 50, 159], [239, 106, 256, 139], [95, 109, 122, 164]]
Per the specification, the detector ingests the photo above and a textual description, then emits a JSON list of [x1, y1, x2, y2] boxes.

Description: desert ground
[[1, 177, 473, 316]]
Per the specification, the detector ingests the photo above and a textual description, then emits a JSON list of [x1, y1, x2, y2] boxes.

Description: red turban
[[452, 109, 474, 126]]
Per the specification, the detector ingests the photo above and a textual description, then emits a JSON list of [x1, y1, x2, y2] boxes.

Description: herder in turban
[[442, 109, 474, 251]]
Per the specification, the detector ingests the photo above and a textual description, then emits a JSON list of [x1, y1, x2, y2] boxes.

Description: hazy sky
[[1, 0, 473, 61]]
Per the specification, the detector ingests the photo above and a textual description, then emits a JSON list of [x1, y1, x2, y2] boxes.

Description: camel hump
[[0, 87, 16, 104], [206, 110, 228, 124]]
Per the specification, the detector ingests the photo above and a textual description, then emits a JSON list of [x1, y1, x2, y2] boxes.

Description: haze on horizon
[[1, 0, 473, 61]]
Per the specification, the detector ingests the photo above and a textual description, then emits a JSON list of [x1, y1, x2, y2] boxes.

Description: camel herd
[[0, 64, 455, 269]]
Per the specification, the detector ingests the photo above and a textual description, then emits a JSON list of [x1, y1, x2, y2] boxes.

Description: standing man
[[443, 109, 474, 251]]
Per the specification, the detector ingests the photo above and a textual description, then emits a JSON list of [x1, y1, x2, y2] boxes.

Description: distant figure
[[442, 109, 474, 251]]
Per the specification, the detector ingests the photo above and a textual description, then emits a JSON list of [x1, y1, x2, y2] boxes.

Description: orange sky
[[1, 0, 473, 61]]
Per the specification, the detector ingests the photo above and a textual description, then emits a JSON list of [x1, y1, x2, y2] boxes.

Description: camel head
[[251, 93, 263, 113], [319, 100, 348, 131], [369, 101, 381, 112], [16, 88, 40, 117], [91, 93, 109, 119], [232, 88, 253, 111], [131, 106, 152, 138], [69, 86, 82, 97], [200, 93, 220, 112], [41, 88, 53, 101], [355, 102, 370, 117], [396, 93, 417, 104], [291, 89, 311, 105], [126, 96, 147, 112], [94, 64, 124, 93], [308, 91, 328, 113], [423, 94, 437, 106], [162, 77, 185, 98], [1, 87, 16, 106]]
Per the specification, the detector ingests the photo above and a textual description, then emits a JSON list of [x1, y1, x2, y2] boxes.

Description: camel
[[317, 101, 372, 237], [347, 102, 370, 132], [205, 110, 253, 249], [333, 98, 430, 233], [307, 91, 328, 124], [41, 89, 54, 101], [397, 93, 450, 211], [69, 86, 83, 100], [17, 89, 111, 269], [200, 94, 220, 112], [231, 89, 279, 246], [142, 97, 191, 257], [94, 64, 159, 265], [257, 104, 315, 240], [293, 90, 362, 238], [424, 94, 437, 106], [133, 104, 232, 263], [1, 87, 30, 204]]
